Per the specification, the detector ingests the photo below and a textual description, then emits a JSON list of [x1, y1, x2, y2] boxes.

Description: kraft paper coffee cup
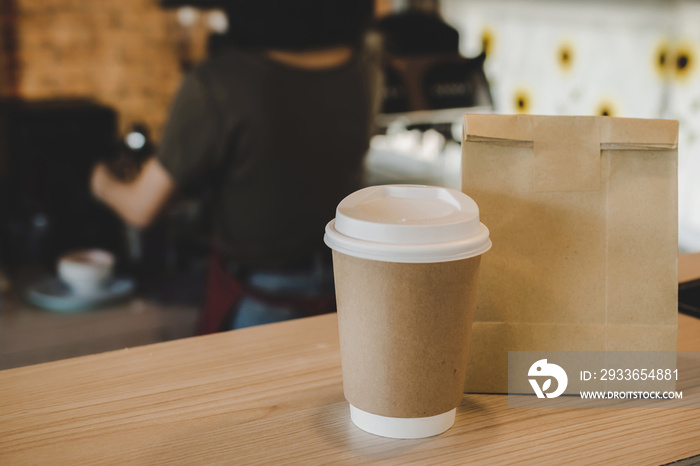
[[324, 185, 491, 439]]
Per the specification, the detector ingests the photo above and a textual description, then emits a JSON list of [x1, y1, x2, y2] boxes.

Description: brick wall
[[0, 0, 210, 140]]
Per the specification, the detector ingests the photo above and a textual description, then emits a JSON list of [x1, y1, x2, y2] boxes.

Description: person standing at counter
[[90, 0, 375, 331]]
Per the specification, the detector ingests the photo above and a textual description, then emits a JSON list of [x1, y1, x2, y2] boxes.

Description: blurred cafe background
[[1, 0, 699, 368]]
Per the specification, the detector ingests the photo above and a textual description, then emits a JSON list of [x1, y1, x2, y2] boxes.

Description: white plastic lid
[[349, 405, 456, 439], [324, 185, 491, 263]]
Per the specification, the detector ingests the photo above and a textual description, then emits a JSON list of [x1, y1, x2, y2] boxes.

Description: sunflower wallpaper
[[443, 0, 700, 252]]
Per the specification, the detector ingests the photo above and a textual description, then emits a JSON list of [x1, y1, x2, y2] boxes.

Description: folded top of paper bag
[[462, 115, 678, 192], [463, 114, 678, 148]]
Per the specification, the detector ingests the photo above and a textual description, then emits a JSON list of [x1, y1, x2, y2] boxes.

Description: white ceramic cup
[[58, 249, 115, 295], [324, 185, 491, 439]]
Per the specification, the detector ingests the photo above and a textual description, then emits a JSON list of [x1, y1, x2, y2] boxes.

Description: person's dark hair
[[223, 0, 374, 51]]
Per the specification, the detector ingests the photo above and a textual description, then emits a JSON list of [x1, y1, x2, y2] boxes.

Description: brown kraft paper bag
[[461, 114, 678, 394]]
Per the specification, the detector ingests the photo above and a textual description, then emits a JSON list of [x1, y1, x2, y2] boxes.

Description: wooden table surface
[[0, 296, 198, 370], [1, 256, 700, 465], [679, 252, 700, 283]]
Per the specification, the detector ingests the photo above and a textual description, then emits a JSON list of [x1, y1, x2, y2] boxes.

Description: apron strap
[[199, 247, 245, 335]]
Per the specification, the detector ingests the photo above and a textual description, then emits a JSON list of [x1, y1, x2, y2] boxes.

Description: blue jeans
[[227, 259, 335, 330]]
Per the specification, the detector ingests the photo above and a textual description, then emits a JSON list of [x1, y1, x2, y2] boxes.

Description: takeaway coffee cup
[[324, 185, 491, 439]]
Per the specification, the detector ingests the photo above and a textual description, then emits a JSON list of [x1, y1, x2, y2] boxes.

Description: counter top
[[1, 313, 699, 465], [0, 296, 198, 370], [680, 252, 700, 283], [1, 255, 699, 464]]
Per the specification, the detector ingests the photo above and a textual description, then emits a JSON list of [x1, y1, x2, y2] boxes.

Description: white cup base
[[349, 405, 456, 439]]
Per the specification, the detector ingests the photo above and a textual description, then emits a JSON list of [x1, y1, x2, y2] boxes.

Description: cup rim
[[325, 219, 491, 263]]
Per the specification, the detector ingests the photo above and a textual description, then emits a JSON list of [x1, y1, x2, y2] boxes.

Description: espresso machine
[[364, 4, 493, 189], [0, 99, 125, 273]]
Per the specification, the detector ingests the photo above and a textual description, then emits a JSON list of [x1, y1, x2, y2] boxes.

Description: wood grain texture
[[1, 312, 699, 465], [2, 255, 700, 465]]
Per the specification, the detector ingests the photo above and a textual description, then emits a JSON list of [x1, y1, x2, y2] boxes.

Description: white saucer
[[25, 277, 135, 313]]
